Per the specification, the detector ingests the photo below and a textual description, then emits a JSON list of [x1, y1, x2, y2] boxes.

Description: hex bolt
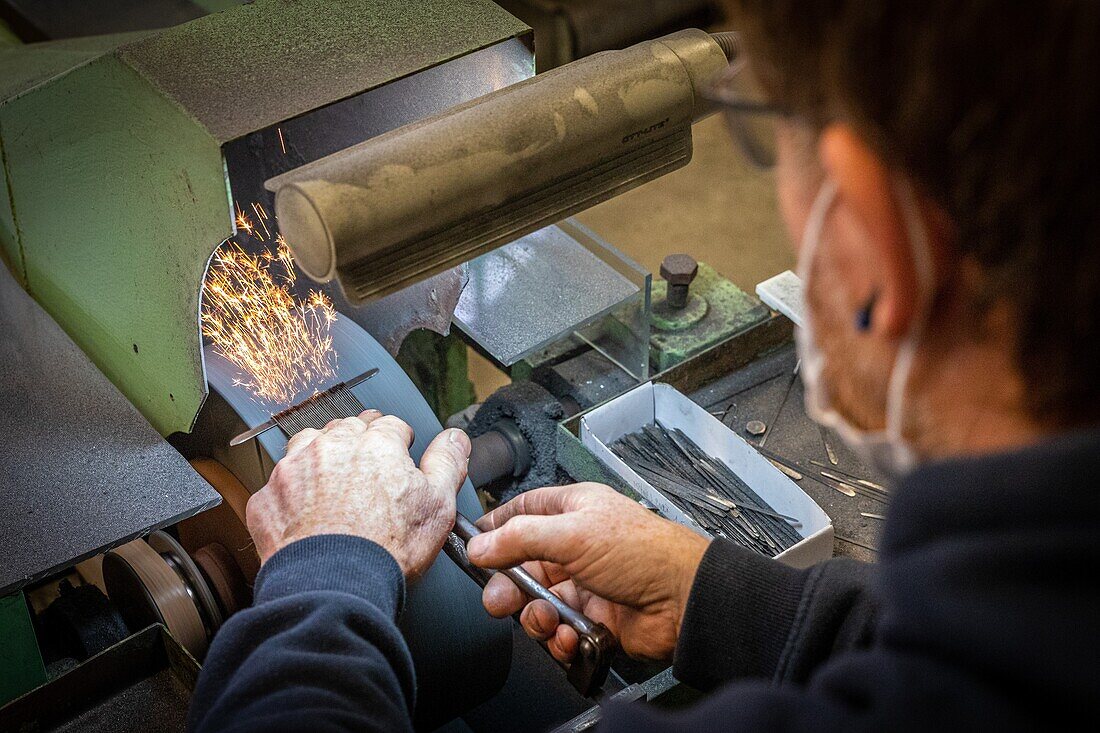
[[660, 254, 698, 309]]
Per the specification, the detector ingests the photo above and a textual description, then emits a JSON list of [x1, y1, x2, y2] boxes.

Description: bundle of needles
[[611, 422, 802, 556]]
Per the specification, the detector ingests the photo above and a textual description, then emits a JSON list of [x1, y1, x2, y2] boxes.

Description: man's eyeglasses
[[703, 34, 786, 170]]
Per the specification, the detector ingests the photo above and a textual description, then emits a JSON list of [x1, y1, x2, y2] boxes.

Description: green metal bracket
[[0, 592, 47, 706], [0, 52, 230, 435], [0, 18, 18, 46], [649, 262, 770, 372], [397, 330, 477, 424]]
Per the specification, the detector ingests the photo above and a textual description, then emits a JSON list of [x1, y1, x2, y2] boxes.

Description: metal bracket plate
[[0, 263, 218, 597]]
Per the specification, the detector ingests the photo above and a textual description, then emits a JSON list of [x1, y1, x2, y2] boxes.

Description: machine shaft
[[267, 30, 735, 303]]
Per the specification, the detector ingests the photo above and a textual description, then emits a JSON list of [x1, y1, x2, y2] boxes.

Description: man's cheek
[[773, 123, 822, 253], [808, 253, 859, 408], [774, 162, 809, 249]]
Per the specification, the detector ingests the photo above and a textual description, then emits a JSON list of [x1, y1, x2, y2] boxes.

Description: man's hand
[[246, 410, 472, 578], [467, 483, 710, 663]]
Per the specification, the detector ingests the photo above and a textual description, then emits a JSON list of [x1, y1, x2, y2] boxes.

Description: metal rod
[[451, 514, 600, 638], [759, 360, 799, 449], [768, 458, 804, 481], [818, 471, 888, 504], [819, 470, 864, 492], [709, 372, 784, 424], [613, 422, 800, 555], [836, 534, 878, 553], [808, 461, 888, 493], [817, 475, 856, 497], [819, 426, 839, 465]]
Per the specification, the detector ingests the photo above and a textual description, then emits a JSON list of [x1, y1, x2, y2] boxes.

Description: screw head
[[660, 254, 698, 285], [745, 420, 767, 437]]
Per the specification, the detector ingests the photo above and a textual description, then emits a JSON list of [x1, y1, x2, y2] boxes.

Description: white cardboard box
[[580, 382, 833, 569]]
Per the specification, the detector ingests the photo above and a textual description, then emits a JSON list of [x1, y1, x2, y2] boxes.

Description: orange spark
[[235, 209, 255, 238], [277, 127, 287, 155], [251, 203, 272, 240], [202, 227, 337, 406]]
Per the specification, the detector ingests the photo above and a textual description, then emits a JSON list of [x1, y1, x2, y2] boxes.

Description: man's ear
[[818, 124, 919, 339]]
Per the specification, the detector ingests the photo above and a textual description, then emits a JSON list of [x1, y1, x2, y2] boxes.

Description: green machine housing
[[0, 0, 532, 438]]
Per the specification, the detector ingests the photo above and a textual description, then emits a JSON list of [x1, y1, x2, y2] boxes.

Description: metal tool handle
[[452, 514, 601, 637], [445, 512, 616, 696]]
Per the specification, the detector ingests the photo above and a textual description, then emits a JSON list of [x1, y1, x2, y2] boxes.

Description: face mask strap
[[882, 180, 936, 468], [799, 179, 840, 281], [795, 180, 840, 422]]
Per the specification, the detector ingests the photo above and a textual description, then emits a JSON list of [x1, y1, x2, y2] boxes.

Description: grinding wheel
[[148, 531, 223, 634], [179, 458, 260, 584], [192, 543, 251, 617], [205, 315, 513, 730], [103, 532, 210, 659]]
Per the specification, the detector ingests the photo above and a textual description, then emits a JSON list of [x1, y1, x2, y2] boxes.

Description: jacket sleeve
[[596, 533, 1036, 731], [672, 538, 878, 690], [187, 535, 416, 733]]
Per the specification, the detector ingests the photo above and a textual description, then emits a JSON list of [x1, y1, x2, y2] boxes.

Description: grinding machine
[[0, 1, 885, 730]]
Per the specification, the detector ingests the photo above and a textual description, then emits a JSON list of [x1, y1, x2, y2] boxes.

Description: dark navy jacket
[[189, 430, 1100, 731]]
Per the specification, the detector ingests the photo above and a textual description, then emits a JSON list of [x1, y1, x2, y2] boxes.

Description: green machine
[[0, 0, 532, 438], [0, 19, 44, 709], [0, 593, 46, 708]]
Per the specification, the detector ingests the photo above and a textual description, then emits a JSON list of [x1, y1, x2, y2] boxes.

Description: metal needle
[[820, 426, 839, 465], [228, 368, 379, 446], [759, 360, 799, 449]]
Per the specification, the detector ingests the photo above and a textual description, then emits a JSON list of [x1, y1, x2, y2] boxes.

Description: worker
[[188, 0, 1097, 729]]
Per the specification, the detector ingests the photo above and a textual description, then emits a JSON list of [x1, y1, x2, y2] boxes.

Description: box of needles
[[580, 382, 833, 568]]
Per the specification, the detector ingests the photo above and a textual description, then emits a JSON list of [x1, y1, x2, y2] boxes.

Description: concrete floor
[[467, 113, 796, 398]]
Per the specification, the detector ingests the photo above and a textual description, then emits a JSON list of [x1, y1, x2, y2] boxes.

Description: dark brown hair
[[727, 0, 1100, 422]]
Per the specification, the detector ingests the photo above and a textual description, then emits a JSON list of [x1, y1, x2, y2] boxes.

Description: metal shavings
[[808, 461, 887, 493]]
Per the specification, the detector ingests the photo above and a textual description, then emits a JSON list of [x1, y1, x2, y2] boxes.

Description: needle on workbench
[[759, 360, 800, 449], [820, 426, 839, 465]]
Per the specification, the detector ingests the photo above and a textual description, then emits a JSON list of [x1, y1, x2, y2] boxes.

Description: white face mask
[[795, 179, 935, 477]]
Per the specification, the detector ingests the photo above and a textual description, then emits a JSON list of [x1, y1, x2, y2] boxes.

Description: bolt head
[[660, 254, 698, 285]]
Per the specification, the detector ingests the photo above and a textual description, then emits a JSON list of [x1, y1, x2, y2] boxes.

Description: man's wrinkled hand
[[246, 410, 471, 578], [467, 483, 710, 663]]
